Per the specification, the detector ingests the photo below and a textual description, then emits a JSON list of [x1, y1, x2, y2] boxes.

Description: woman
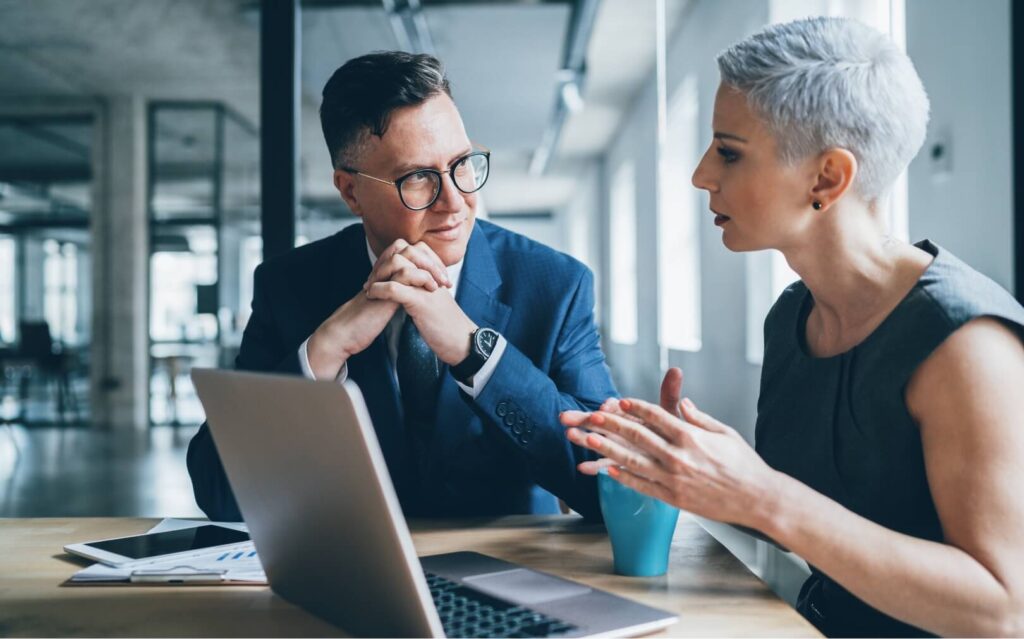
[[562, 16, 1024, 638]]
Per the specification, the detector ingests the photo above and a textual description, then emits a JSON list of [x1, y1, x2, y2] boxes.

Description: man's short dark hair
[[319, 51, 452, 169]]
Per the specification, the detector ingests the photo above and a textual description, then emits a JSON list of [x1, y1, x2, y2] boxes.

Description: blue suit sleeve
[[470, 267, 616, 520], [186, 263, 303, 521]]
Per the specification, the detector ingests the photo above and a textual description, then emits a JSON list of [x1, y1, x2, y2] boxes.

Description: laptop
[[192, 368, 678, 638]]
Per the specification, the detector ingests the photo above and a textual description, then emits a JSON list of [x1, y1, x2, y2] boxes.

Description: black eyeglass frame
[[341, 146, 491, 211]]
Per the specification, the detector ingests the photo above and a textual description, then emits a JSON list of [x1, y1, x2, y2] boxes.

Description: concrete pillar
[[91, 96, 148, 429]]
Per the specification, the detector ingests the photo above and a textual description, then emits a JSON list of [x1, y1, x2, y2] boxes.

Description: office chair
[[17, 321, 77, 422]]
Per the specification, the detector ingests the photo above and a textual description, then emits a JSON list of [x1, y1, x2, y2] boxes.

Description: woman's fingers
[[608, 466, 677, 506], [566, 426, 670, 483], [577, 458, 616, 476], [562, 411, 649, 458], [679, 397, 731, 434], [560, 410, 590, 427], [616, 398, 690, 445], [590, 411, 679, 467]]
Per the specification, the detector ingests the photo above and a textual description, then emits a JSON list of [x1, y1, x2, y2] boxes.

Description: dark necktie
[[396, 314, 442, 439]]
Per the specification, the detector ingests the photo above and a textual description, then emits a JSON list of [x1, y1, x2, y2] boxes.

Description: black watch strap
[[451, 327, 499, 385]]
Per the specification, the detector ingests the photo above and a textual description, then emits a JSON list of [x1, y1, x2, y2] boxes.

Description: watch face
[[475, 328, 499, 357]]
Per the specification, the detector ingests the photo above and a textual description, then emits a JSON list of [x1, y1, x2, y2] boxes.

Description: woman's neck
[[780, 202, 931, 349]]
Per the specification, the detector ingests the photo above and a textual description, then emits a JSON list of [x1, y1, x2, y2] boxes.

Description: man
[[187, 51, 616, 521]]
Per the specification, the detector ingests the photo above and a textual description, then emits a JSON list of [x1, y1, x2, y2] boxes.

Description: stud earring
[[812, 200, 822, 211]]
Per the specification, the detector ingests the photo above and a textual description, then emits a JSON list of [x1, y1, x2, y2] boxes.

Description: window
[[150, 228, 218, 343], [0, 236, 13, 343], [43, 239, 78, 345], [609, 161, 638, 345], [658, 75, 702, 351]]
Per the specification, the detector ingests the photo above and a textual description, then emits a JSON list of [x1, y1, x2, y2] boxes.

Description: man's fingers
[[365, 281, 419, 305], [386, 238, 409, 260], [369, 239, 450, 290], [660, 367, 684, 417], [391, 265, 439, 291], [402, 242, 451, 288]]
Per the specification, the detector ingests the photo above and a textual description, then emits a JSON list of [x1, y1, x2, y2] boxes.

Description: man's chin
[[429, 239, 469, 266]]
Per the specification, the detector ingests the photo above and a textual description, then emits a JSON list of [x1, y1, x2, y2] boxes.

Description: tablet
[[64, 524, 251, 567]]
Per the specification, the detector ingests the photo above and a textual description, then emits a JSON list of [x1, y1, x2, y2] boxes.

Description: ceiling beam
[[529, 0, 600, 176]]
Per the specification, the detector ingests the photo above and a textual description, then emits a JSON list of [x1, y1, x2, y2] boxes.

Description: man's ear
[[334, 169, 363, 218], [809, 148, 857, 211]]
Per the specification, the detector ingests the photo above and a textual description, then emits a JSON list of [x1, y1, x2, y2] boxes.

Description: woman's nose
[[691, 149, 716, 192]]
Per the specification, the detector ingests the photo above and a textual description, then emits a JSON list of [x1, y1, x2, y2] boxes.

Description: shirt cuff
[[455, 335, 507, 399], [298, 337, 348, 383]]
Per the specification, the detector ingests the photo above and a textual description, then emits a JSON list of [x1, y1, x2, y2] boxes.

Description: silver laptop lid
[[191, 368, 445, 638]]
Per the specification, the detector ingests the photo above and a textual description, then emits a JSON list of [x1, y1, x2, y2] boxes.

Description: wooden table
[[0, 516, 820, 637]]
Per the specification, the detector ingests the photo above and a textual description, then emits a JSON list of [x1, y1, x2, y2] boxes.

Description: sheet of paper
[[69, 518, 266, 584]]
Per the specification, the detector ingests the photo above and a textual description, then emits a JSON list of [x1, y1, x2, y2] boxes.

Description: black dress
[[755, 240, 1024, 637]]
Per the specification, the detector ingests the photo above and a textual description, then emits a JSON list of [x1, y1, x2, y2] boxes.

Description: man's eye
[[405, 172, 431, 184]]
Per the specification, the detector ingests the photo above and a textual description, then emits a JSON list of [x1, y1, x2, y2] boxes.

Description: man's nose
[[430, 171, 464, 213]]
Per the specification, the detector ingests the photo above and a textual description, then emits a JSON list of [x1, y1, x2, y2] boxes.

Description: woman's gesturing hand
[[561, 393, 782, 529]]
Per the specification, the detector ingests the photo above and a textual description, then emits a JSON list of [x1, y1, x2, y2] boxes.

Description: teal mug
[[597, 468, 679, 577]]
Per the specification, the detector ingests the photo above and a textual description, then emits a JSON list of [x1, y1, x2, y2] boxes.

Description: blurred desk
[[0, 516, 819, 637]]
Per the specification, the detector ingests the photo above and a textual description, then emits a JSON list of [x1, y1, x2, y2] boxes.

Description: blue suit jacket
[[187, 219, 617, 521]]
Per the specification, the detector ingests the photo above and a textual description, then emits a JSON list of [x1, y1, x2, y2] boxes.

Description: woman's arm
[[562, 318, 1024, 636]]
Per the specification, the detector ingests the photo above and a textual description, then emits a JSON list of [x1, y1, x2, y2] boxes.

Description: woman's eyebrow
[[714, 132, 749, 143]]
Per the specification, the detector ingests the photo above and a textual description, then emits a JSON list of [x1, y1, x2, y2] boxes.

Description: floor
[[0, 424, 203, 518]]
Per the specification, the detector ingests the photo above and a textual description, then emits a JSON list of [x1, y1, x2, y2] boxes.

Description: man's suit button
[[518, 435, 530, 446], [496, 401, 509, 417], [503, 412, 517, 428], [511, 423, 523, 435]]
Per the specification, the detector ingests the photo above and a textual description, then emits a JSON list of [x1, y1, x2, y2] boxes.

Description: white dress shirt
[[298, 240, 506, 398]]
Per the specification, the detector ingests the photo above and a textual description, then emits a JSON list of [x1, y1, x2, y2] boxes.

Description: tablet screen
[[89, 525, 250, 559]]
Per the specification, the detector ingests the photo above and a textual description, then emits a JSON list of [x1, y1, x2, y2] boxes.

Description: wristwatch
[[451, 327, 500, 386]]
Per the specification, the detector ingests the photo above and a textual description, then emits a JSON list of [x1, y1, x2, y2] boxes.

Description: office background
[[0, 0, 1017, 607]]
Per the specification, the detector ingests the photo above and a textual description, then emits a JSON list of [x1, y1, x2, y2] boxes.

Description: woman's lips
[[714, 213, 731, 226]]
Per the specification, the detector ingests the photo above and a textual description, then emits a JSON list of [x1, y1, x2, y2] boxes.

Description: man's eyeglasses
[[342, 147, 490, 211]]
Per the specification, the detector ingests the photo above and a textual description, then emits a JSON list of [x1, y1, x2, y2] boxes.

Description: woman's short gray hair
[[717, 16, 929, 201]]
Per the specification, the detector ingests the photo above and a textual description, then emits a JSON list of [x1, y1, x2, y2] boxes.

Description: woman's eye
[[717, 147, 739, 163]]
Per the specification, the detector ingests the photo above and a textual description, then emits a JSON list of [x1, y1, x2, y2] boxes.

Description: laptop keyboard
[[425, 572, 579, 638]]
